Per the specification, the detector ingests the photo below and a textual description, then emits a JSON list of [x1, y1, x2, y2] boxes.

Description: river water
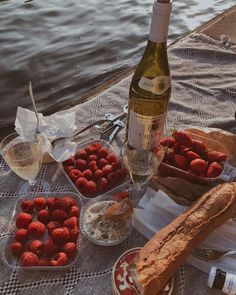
[[0, 0, 234, 138]]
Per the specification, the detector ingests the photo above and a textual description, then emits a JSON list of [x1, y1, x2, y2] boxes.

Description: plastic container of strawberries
[[158, 131, 229, 186], [3, 191, 82, 271], [61, 139, 130, 200]]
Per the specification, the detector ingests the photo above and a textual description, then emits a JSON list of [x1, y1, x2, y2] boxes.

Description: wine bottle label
[[138, 76, 171, 95], [128, 110, 166, 149], [222, 273, 236, 294], [149, 1, 172, 43]]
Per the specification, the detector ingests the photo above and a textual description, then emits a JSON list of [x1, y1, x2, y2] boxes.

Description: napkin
[[132, 188, 236, 274], [15, 107, 77, 162]]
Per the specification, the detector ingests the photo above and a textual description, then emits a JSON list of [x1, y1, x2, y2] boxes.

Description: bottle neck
[[149, 1, 172, 43]]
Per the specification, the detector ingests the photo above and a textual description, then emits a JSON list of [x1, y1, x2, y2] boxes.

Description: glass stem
[[29, 179, 36, 186]]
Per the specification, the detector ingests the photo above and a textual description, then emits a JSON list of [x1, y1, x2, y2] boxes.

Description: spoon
[[29, 81, 40, 136]]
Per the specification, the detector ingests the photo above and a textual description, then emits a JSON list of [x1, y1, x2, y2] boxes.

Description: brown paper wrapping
[[151, 128, 236, 206]]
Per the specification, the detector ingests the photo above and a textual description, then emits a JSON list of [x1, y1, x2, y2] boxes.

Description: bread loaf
[[131, 182, 236, 295]]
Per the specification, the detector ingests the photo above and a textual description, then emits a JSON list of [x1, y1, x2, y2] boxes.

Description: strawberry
[[88, 154, 98, 162], [51, 252, 68, 266], [174, 154, 189, 171], [62, 242, 77, 258], [116, 168, 128, 179], [64, 217, 78, 229], [75, 159, 87, 171], [46, 197, 60, 212], [20, 252, 39, 266], [186, 150, 200, 162], [162, 148, 175, 164], [68, 169, 81, 182], [85, 180, 97, 195], [81, 169, 93, 180], [60, 196, 77, 210], [28, 240, 43, 256], [75, 150, 87, 160], [69, 206, 80, 218], [11, 242, 24, 257], [20, 199, 34, 213], [64, 165, 74, 174], [192, 139, 207, 154], [111, 160, 122, 170], [87, 160, 98, 172], [15, 228, 28, 243], [173, 143, 186, 154], [43, 239, 60, 257], [174, 131, 193, 147], [47, 221, 61, 233], [84, 146, 94, 155], [97, 147, 109, 158], [160, 137, 175, 148], [51, 227, 70, 244], [69, 227, 79, 242], [206, 162, 223, 178], [28, 221, 46, 238], [97, 177, 108, 192], [37, 209, 50, 224], [51, 209, 67, 222], [102, 164, 113, 175], [189, 159, 207, 174], [112, 191, 129, 201], [38, 258, 50, 266], [98, 158, 109, 169], [62, 157, 75, 166], [34, 197, 47, 211], [207, 151, 227, 162], [75, 177, 88, 192], [107, 172, 119, 185], [94, 169, 104, 180], [90, 142, 102, 153], [106, 153, 118, 164], [16, 212, 32, 229]]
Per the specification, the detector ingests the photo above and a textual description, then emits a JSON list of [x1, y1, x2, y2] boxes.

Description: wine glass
[[122, 142, 164, 191], [0, 132, 43, 189]]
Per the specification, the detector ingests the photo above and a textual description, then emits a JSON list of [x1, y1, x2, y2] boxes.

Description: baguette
[[131, 182, 236, 295]]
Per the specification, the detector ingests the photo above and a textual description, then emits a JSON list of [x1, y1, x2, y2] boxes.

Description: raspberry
[[90, 142, 102, 153], [60, 196, 77, 210], [75, 150, 88, 160], [106, 153, 118, 164], [63, 217, 78, 229], [43, 239, 60, 257], [97, 147, 109, 158], [81, 169, 93, 180], [34, 197, 46, 211], [15, 229, 28, 243], [75, 177, 88, 192], [47, 221, 61, 233], [87, 160, 98, 172], [28, 240, 43, 256], [75, 159, 87, 171], [51, 227, 69, 244], [68, 169, 81, 182], [88, 154, 97, 162], [51, 252, 68, 266], [62, 242, 77, 258], [107, 172, 119, 185], [46, 197, 60, 212], [38, 258, 50, 266], [16, 213, 32, 229], [28, 221, 46, 238], [94, 169, 104, 180], [11, 242, 24, 257], [84, 146, 94, 155], [97, 177, 108, 192], [69, 206, 80, 218], [98, 158, 109, 169], [37, 209, 50, 224], [21, 199, 34, 213], [62, 157, 75, 166], [51, 209, 67, 222], [111, 160, 122, 170], [69, 227, 79, 242], [102, 164, 113, 175], [64, 165, 74, 174], [85, 180, 97, 195], [20, 252, 39, 266]]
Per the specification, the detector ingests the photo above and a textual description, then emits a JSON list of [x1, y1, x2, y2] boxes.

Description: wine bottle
[[127, 0, 172, 150]]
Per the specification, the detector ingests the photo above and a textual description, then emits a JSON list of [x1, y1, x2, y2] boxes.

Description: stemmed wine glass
[[0, 132, 43, 191], [122, 141, 164, 191]]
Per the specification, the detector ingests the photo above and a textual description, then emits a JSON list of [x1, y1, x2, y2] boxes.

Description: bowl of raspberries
[[62, 140, 129, 198], [3, 192, 81, 270], [158, 129, 229, 185]]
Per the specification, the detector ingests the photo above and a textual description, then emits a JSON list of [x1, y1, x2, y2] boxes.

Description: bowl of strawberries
[[61, 139, 129, 199], [3, 192, 81, 270], [158, 129, 229, 186]]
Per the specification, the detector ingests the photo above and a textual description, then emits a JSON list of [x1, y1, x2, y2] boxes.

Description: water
[[0, 0, 234, 139]]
